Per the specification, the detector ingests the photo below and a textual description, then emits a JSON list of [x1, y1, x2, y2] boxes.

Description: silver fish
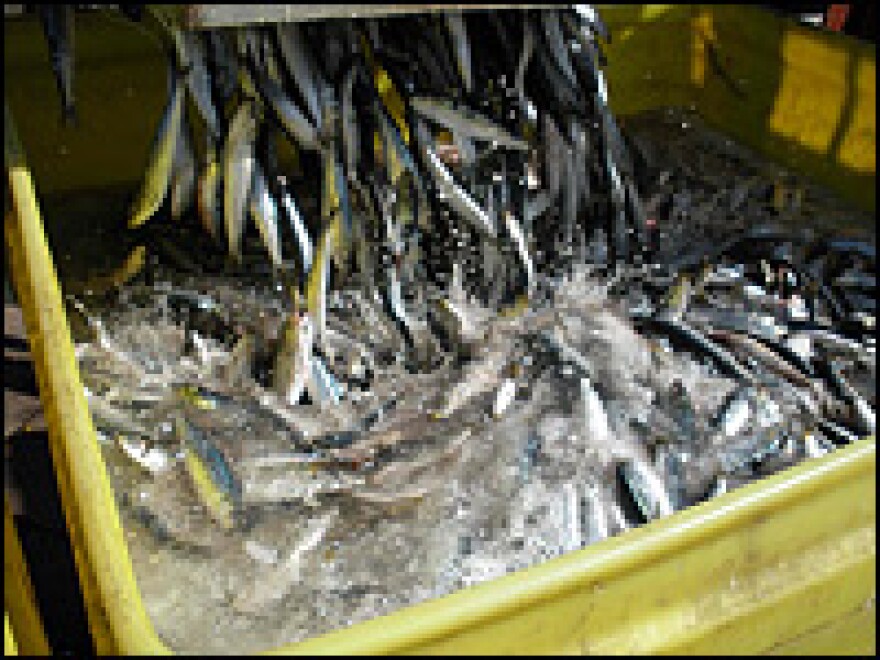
[[410, 97, 529, 151], [280, 187, 314, 275], [581, 377, 612, 445], [169, 113, 197, 222], [541, 10, 578, 89], [197, 138, 223, 240], [273, 310, 314, 407], [501, 209, 536, 300], [341, 65, 360, 177], [444, 12, 472, 94], [515, 18, 536, 113], [177, 30, 219, 137], [223, 100, 257, 259], [275, 22, 322, 129], [249, 163, 282, 268], [617, 458, 675, 521], [422, 141, 496, 238], [38, 5, 76, 125], [128, 62, 184, 228], [260, 73, 319, 151]]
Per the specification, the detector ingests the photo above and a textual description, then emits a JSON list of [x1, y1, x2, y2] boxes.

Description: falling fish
[[260, 72, 320, 152], [274, 22, 323, 129], [249, 162, 283, 268], [128, 62, 184, 228], [410, 97, 529, 151], [422, 141, 496, 238], [197, 138, 222, 240], [38, 5, 76, 125], [174, 28, 219, 137], [444, 12, 472, 94], [307, 213, 342, 346], [223, 100, 258, 259], [169, 113, 197, 222], [277, 183, 314, 275]]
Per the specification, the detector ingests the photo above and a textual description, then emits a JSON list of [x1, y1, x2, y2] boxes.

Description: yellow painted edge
[[4, 502, 51, 656], [5, 614, 17, 656]]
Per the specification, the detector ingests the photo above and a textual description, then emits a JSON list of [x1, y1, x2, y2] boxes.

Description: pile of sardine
[[47, 5, 875, 652]]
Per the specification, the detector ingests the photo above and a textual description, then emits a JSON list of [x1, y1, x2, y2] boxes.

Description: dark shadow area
[[7, 428, 96, 655]]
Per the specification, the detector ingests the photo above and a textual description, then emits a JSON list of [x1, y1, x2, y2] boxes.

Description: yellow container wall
[[4, 6, 877, 655]]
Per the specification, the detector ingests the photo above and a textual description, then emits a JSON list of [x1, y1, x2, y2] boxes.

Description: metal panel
[[181, 4, 565, 29]]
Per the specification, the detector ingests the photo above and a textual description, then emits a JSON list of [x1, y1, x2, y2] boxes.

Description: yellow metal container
[[4, 5, 876, 655]]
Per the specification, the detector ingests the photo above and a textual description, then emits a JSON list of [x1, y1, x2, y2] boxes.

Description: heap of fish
[[42, 6, 875, 652]]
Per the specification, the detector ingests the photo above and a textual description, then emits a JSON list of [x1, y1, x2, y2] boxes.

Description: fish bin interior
[[4, 4, 876, 655]]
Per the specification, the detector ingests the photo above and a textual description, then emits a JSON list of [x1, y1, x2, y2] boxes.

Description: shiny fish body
[[282, 188, 314, 275], [261, 73, 319, 151], [581, 377, 612, 444], [248, 163, 282, 267], [275, 22, 322, 129], [541, 10, 578, 88], [444, 13, 472, 94], [128, 64, 184, 228], [223, 101, 258, 259], [38, 5, 76, 125], [169, 113, 197, 222], [423, 143, 496, 238], [175, 414, 238, 530], [307, 214, 342, 346], [197, 139, 222, 240], [617, 458, 674, 521], [177, 30, 219, 137], [273, 311, 314, 407], [410, 97, 529, 151]]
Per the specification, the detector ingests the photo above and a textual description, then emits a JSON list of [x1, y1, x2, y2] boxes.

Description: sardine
[[280, 186, 314, 275], [501, 209, 536, 301], [307, 213, 342, 345], [175, 414, 238, 530], [712, 387, 753, 438], [444, 12, 472, 94], [248, 162, 282, 267], [274, 22, 322, 129], [515, 18, 536, 113], [617, 458, 674, 521], [541, 10, 578, 89], [422, 141, 496, 238], [38, 5, 76, 125], [410, 97, 529, 151], [260, 71, 319, 151], [581, 377, 612, 444], [223, 100, 257, 259], [197, 139, 223, 240], [341, 65, 360, 176], [176, 29, 219, 137], [169, 112, 196, 222], [128, 63, 184, 228]]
